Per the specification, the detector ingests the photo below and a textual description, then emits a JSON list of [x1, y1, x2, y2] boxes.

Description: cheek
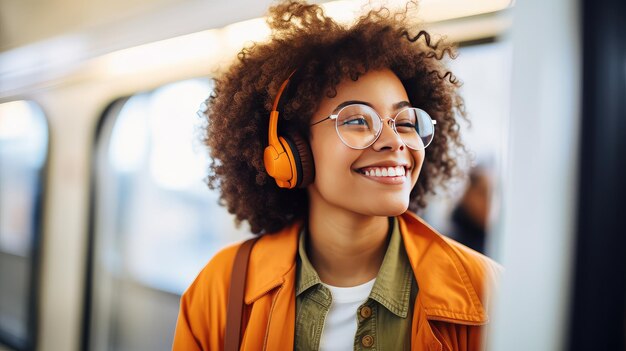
[[310, 125, 347, 164], [309, 129, 362, 189], [410, 150, 426, 185], [311, 135, 357, 176]]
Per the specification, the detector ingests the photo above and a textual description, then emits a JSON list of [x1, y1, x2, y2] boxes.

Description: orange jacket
[[173, 211, 501, 351]]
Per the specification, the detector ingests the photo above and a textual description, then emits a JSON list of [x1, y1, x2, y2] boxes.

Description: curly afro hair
[[203, 0, 467, 234]]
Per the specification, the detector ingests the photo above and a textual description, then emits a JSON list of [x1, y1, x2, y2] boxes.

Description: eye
[[396, 122, 416, 129], [341, 115, 370, 127], [395, 110, 419, 132], [395, 120, 417, 133]]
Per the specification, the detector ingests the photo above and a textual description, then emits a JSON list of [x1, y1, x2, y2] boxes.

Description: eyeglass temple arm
[[310, 114, 336, 126]]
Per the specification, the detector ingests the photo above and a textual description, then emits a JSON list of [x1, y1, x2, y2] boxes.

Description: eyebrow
[[334, 100, 412, 112]]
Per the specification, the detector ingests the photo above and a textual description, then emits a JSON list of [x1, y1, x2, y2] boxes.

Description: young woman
[[173, 1, 501, 350]]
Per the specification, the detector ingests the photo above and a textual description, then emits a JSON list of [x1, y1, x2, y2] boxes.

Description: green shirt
[[295, 217, 418, 350]]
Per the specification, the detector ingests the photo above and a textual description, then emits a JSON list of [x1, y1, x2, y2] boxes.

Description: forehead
[[320, 69, 409, 111]]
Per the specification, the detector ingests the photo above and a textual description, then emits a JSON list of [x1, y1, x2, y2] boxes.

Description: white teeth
[[360, 166, 407, 177]]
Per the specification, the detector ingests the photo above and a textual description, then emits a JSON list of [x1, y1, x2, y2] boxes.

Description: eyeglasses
[[311, 103, 437, 150]]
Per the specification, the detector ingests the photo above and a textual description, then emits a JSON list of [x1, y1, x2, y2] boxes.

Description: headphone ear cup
[[272, 134, 314, 189], [287, 133, 315, 188]]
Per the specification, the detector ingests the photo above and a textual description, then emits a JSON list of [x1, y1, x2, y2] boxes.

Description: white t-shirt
[[319, 278, 376, 351]]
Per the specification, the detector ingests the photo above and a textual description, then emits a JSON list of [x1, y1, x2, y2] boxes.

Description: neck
[[306, 194, 391, 287]]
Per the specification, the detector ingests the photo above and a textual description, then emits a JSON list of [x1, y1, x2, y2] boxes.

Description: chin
[[366, 201, 409, 217]]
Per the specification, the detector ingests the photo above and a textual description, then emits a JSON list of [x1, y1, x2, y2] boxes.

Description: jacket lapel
[[399, 212, 489, 325], [243, 221, 301, 350], [399, 212, 490, 351]]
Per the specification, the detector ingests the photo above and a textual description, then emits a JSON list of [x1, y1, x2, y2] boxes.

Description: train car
[[0, 0, 624, 350]]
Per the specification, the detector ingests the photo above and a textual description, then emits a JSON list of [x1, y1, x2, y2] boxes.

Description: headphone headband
[[268, 69, 297, 148], [272, 70, 297, 111]]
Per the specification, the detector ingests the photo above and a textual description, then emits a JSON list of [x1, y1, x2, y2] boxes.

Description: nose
[[372, 117, 405, 151]]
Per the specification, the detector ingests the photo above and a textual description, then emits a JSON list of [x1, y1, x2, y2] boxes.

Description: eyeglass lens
[[334, 104, 435, 150]]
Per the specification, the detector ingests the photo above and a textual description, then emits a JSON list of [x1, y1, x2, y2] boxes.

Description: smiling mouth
[[355, 165, 409, 178]]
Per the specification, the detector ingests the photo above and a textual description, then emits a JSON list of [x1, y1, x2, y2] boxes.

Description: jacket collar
[[244, 221, 301, 304], [243, 212, 487, 325], [398, 211, 488, 325]]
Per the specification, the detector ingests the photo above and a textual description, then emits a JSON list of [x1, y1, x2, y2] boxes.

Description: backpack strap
[[224, 237, 259, 351]]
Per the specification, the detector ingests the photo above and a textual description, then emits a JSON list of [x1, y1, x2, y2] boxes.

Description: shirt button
[[360, 306, 372, 318], [361, 335, 374, 348]]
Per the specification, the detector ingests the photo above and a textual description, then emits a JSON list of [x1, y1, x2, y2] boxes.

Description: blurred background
[[0, 0, 624, 350]]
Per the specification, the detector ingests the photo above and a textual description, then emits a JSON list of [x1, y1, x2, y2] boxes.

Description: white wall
[[489, 0, 581, 349]]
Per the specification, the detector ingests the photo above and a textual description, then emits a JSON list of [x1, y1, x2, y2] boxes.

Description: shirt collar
[[295, 227, 321, 296], [369, 217, 413, 318], [295, 217, 413, 318]]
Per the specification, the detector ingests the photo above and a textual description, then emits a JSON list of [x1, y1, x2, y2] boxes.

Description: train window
[[0, 101, 48, 350], [421, 39, 512, 259], [87, 79, 251, 351]]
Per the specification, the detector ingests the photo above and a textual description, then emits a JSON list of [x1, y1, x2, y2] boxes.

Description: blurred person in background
[[447, 166, 493, 254], [173, 1, 501, 350]]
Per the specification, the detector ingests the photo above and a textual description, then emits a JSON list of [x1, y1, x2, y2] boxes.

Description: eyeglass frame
[[310, 103, 437, 150]]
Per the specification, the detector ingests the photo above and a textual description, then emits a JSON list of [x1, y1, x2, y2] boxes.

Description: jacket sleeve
[[172, 291, 203, 350], [429, 321, 488, 351], [171, 244, 240, 351]]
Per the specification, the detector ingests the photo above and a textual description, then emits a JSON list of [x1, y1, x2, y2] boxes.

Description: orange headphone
[[263, 71, 315, 189]]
